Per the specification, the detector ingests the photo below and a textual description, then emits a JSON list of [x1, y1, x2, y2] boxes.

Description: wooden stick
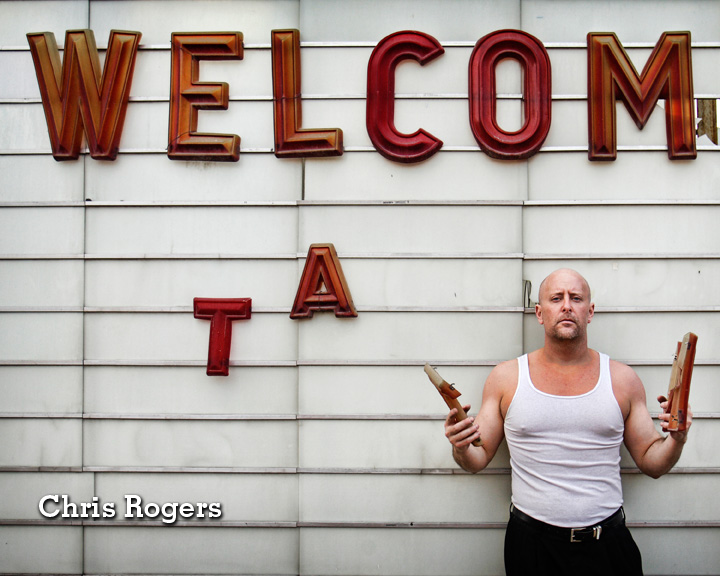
[[666, 332, 698, 432], [424, 364, 482, 446]]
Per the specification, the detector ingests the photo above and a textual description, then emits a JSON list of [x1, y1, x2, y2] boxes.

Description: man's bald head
[[537, 269, 592, 304]]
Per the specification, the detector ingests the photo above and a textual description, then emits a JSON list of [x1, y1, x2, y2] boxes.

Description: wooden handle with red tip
[[667, 332, 697, 432], [424, 364, 482, 446]]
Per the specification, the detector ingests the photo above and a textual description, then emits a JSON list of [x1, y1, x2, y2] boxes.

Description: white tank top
[[504, 352, 624, 527]]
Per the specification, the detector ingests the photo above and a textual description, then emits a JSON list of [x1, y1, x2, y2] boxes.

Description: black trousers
[[504, 510, 644, 576]]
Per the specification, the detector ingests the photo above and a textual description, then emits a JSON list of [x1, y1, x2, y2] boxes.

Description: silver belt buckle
[[569, 525, 602, 542]]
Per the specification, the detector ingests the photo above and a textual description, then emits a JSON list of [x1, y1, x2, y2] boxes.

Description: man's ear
[[535, 303, 544, 325], [587, 302, 595, 324]]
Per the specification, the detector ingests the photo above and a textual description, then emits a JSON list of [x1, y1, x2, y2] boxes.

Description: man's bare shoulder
[[609, 358, 646, 402], [485, 358, 519, 394], [609, 359, 643, 387]]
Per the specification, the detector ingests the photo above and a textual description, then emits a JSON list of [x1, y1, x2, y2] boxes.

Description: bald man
[[445, 269, 691, 576]]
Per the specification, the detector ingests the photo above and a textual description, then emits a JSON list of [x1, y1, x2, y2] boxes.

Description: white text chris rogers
[[39, 494, 222, 524]]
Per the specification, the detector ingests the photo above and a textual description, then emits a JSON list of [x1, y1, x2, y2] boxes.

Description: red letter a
[[291, 244, 357, 319]]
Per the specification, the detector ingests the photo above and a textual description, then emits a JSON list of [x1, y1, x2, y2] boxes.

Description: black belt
[[510, 504, 626, 543]]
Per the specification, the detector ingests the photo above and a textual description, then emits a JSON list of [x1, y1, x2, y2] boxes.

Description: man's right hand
[[444, 404, 481, 450]]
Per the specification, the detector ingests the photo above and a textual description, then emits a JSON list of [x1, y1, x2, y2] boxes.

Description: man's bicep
[[622, 376, 663, 467], [474, 364, 513, 456]]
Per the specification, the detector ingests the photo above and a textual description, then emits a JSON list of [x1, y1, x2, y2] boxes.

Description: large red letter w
[[27, 29, 141, 161]]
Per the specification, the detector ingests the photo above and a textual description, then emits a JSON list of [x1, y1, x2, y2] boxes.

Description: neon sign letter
[[290, 244, 357, 319], [271, 29, 343, 157], [469, 29, 551, 160], [587, 32, 696, 161], [168, 33, 244, 161], [366, 31, 444, 163], [194, 298, 252, 376], [27, 29, 141, 161]]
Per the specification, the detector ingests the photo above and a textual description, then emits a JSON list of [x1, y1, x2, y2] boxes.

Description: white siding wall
[[0, 1, 718, 574]]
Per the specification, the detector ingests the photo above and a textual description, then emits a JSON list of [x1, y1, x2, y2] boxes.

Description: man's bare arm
[[444, 361, 515, 474], [615, 362, 691, 479]]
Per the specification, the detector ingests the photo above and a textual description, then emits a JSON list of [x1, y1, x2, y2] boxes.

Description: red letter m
[[27, 29, 141, 161], [587, 32, 695, 161]]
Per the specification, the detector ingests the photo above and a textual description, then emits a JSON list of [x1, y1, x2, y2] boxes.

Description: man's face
[[535, 270, 594, 341]]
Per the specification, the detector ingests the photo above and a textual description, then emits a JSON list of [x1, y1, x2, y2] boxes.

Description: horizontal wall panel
[[1, 98, 518, 155], [635, 365, 720, 414], [336, 258, 523, 308], [298, 473, 719, 526], [299, 0, 520, 43], [8, 96, 707, 160], [299, 205, 522, 255], [0, 525, 82, 574], [84, 366, 298, 415], [0, 366, 82, 414], [617, 421, 717, 470], [96, 472, 298, 522], [0, 50, 43, 99], [301, 526, 720, 576], [528, 152, 720, 202], [83, 419, 298, 468], [300, 474, 510, 524], [522, 0, 720, 43], [0, 207, 84, 255], [0, 1, 88, 46], [300, 526, 506, 576], [523, 205, 720, 256], [0, 103, 53, 151], [0, 471, 94, 520], [86, 154, 302, 202], [659, 420, 720, 469], [547, 48, 592, 97], [0, 156, 84, 203], [0, 100, 274, 154], [85, 259, 298, 308], [298, 419, 511, 470], [85, 206, 297, 255], [0, 260, 83, 307], [623, 474, 720, 523], [0, 312, 83, 362], [0, 419, 82, 467], [523, 311, 719, 362], [633, 527, 720, 576], [91, 0, 300, 46], [298, 365, 491, 416], [295, 361, 719, 421], [298, 312, 523, 363], [304, 152, 528, 202], [523, 259, 720, 308], [85, 526, 298, 575], [84, 312, 295, 363]]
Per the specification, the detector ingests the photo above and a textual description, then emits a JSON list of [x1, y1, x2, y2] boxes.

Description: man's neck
[[540, 337, 593, 366]]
